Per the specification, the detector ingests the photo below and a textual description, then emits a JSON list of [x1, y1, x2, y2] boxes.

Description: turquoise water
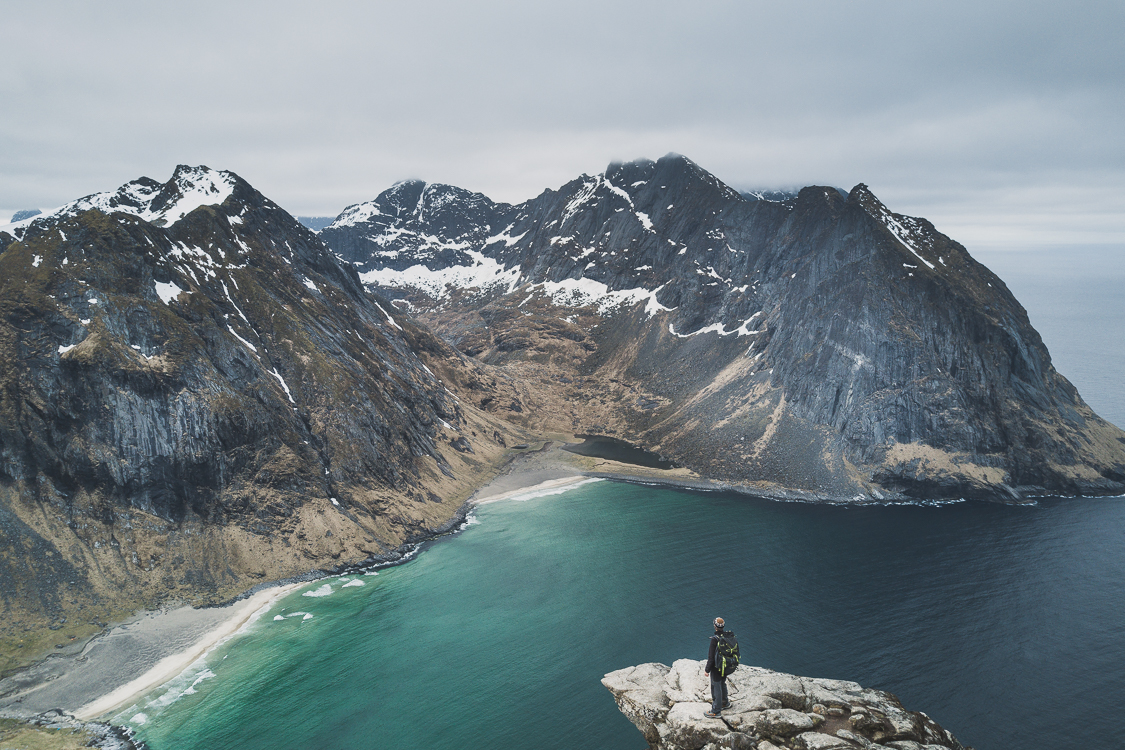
[[117, 480, 1125, 750]]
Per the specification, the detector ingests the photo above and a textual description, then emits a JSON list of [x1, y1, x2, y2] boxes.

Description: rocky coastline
[[603, 660, 968, 750], [0, 711, 148, 749]]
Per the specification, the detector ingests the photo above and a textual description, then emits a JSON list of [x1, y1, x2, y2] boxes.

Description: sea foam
[[183, 669, 215, 695]]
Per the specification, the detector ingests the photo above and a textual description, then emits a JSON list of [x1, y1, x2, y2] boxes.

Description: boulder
[[718, 732, 758, 750], [659, 703, 732, 749], [755, 708, 823, 737], [794, 732, 855, 750]]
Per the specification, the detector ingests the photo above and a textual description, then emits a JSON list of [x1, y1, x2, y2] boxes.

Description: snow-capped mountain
[[320, 180, 506, 274], [1, 166, 241, 239], [319, 154, 1125, 502], [0, 166, 528, 635]]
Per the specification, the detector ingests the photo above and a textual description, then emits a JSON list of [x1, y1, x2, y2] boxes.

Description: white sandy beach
[[0, 581, 303, 722], [73, 582, 302, 720], [470, 475, 596, 505]]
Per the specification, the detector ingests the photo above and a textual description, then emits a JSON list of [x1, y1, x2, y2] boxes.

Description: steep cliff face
[[321, 154, 1125, 501], [0, 167, 530, 664]]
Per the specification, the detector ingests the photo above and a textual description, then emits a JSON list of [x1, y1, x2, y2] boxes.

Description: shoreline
[[74, 582, 302, 720], [0, 450, 591, 726], [470, 475, 600, 505], [0, 581, 303, 723], [0, 441, 1063, 730]]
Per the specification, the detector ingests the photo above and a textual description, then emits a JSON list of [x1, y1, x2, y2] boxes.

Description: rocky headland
[[603, 660, 967, 750]]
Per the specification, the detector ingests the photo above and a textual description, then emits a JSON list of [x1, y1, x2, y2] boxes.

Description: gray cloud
[[2, 0, 1122, 247]]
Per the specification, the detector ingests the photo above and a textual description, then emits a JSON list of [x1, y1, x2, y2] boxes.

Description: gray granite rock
[[602, 660, 967, 750], [718, 731, 758, 750], [795, 732, 854, 750], [755, 708, 823, 736]]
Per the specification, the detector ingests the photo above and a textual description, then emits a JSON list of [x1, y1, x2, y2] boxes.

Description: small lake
[[118, 481, 1125, 750], [562, 435, 677, 469]]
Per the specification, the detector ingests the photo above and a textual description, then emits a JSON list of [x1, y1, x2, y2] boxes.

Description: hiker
[[704, 616, 734, 718]]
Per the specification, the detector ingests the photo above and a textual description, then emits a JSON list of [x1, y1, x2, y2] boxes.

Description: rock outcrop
[[602, 660, 967, 750], [0, 711, 146, 749], [319, 154, 1125, 501]]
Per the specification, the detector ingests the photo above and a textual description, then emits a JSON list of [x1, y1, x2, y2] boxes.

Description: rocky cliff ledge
[[602, 660, 967, 750]]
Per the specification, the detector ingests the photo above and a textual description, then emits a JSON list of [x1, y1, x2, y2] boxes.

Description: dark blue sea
[[117, 244, 1124, 750]]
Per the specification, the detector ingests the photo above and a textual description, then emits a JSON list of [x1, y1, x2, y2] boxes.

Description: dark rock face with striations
[[320, 153, 1125, 502], [0, 166, 530, 667]]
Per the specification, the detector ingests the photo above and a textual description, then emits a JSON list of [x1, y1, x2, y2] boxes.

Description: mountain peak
[[325, 180, 500, 235], [0, 166, 240, 239], [151, 165, 239, 224], [10, 209, 42, 222]]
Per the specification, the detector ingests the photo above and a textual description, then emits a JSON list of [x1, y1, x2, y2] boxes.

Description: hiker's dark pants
[[710, 674, 727, 713]]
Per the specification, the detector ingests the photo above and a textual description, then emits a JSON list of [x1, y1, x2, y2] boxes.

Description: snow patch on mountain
[[268, 367, 296, 405], [669, 311, 763, 338], [854, 187, 937, 270], [484, 225, 526, 248], [374, 301, 401, 329], [154, 280, 187, 304], [228, 325, 258, 354], [535, 278, 673, 317], [1, 166, 236, 235], [329, 201, 385, 229], [359, 251, 522, 300]]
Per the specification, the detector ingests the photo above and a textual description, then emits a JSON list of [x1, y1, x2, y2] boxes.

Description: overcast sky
[[2, 0, 1122, 248]]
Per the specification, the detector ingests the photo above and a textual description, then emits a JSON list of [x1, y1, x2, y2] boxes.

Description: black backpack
[[713, 631, 740, 677]]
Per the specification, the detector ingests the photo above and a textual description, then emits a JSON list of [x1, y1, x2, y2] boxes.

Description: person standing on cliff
[[704, 616, 732, 718]]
